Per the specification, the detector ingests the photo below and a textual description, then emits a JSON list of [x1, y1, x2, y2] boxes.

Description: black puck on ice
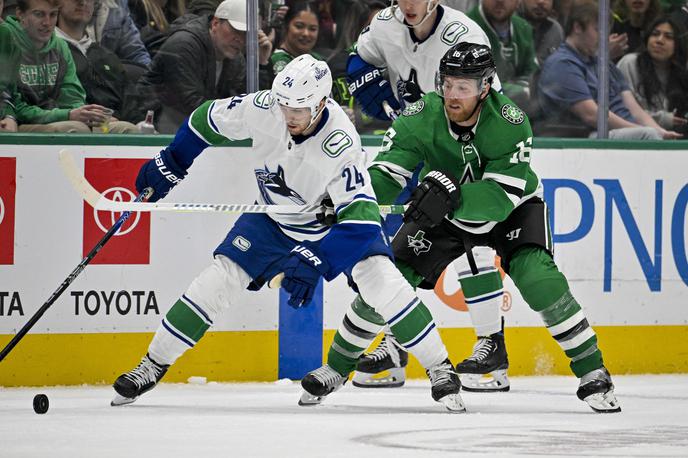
[[33, 394, 49, 414]]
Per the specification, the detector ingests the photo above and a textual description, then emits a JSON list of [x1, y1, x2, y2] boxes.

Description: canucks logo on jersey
[[255, 165, 306, 205]]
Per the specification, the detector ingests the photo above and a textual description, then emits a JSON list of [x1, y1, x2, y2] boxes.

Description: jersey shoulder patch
[[253, 90, 272, 109], [501, 103, 525, 125], [322, 129, 354, 158], [441, 21, 469, 45], [376, 7, 394, 21], [402, 99, 425, 117]]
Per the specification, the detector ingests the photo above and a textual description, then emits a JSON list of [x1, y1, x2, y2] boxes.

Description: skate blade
[[584, 391, 621, 413], [437, 393, 467, 413], [298, 390, 325, 406], [351, 368, 405, 388], [459, 370, 510, 392], [111, 393, 138, 406]]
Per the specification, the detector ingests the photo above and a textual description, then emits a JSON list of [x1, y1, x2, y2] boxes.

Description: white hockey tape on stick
[[59, 149, 408, 215], [382, 101, 399, 120]]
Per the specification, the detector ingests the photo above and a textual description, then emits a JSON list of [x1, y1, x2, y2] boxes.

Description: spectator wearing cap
[[136, 0, 274, 133]]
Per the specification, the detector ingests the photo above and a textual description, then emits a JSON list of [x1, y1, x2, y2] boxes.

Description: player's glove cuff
[[403, 170, 461, 228]]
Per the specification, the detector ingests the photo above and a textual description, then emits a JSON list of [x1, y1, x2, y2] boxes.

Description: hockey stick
[[0, 187, 153, 363], [58, 149, 408, 216]]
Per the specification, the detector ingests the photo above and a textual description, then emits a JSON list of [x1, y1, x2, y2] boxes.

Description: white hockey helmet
[[271, 54, 332, 123]]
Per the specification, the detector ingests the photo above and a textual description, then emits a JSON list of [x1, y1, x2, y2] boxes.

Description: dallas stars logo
[[407, 230, 432, 255], [501, 104, 525, 125]]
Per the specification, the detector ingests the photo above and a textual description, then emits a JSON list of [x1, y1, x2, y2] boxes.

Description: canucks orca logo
[[255, 165, 306, 205]]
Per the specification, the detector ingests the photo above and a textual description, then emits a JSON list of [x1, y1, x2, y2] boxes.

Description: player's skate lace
[[113, 354, 169, 401], [302, 364, 346, 397], [368, 335, 401, 366], [124, 356, 166, 388], [466, 337, 494, 362], [426, 359, 464, 412]]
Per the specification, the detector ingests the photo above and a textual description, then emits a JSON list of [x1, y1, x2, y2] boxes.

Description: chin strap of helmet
[[391, 0, 439, 29]]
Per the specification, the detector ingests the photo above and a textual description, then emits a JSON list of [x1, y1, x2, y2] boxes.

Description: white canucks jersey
[[355, 5, 502, 104], [187, 91, 381, 242]]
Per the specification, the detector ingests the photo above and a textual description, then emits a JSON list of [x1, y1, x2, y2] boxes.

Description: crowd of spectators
[[0, 0, 687, 137]]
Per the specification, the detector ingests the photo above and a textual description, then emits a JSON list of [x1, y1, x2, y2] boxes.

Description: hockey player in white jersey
[[110, 55, 465, 412], [341, 0, 511, 392]]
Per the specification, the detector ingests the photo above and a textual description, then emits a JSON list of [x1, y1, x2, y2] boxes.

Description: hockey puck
[[33, 394, 49, 414]]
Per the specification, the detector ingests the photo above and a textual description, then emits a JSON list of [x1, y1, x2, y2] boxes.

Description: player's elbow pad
[[346, 54, 400, 120]]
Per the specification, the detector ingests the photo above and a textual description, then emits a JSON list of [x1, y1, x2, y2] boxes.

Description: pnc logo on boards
[[83, 158, 150, 264], [0, 158, 16, 265]]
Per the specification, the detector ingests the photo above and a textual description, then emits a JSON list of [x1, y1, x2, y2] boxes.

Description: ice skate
[[577, 367, 621, 413], [299, 364, 347, 406], [111, 354, 169, 406], [456, 331, 510, 392], [352, 334, 408, 388], [427, 358, 466, 412]]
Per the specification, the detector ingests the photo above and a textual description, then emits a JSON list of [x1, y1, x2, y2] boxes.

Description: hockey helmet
[[435, 42, 496, 98], [271, 54, 332, 125]]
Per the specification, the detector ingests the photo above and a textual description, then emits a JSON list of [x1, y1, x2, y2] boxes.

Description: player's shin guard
[[509, 247, 619, 412], [354, 256, 448, 370], [455, 257, 509, 391], [326, 294, 387, 378]]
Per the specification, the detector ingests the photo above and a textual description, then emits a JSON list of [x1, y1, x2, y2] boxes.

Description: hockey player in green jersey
[[302, 42, 621, 413]]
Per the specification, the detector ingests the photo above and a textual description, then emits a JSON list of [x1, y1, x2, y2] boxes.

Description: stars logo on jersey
[[441, 21, 469, 45], [408, 230, 432, 255], [255, 165, 307, 205], [322, 130, 353, 157], [501, 104, 525, 125], [402, 100, 425, 117]]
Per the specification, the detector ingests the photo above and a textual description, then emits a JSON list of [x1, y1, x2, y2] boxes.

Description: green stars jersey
[[370, 91, 542, 234]]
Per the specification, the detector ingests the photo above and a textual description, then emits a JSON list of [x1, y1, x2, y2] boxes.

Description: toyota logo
[[93, 187, 140, 235], [0, 196, 4, 226]]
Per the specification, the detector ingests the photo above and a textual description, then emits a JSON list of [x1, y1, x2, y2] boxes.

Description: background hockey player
[[306, 43, 621, 413], [111, 55, 465, 412], [345, 0, 511, 392]]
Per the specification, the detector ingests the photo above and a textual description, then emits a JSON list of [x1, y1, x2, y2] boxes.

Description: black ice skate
[[427, 358, 466, 412], [299, 364, 347, 406], [577, 367, 621, 413], [111, 354, 169, 406], [455, 329, 510, 392], [352, 334, 408, 388]]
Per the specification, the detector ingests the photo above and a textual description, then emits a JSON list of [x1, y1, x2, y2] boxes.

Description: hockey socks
[[327, 294, 447, 376], [148, 295, 213, 365], [458, 269, 503, 337], [509, 247, 603, 377]]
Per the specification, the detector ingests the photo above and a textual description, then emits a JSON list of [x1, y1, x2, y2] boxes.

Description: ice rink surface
[[1, 375, 687, 457]]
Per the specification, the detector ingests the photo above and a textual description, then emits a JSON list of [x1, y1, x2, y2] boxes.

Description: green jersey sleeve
[[368, 104, 430, 204]]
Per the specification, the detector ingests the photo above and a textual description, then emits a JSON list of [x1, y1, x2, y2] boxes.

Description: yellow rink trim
[[1, 325, 686, 386]]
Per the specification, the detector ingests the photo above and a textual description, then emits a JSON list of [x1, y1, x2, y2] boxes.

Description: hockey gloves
[[403, 170, 461, 229], [346, 54, 400, 121], [281, 244, 330, 308], [136, 149, 187, 202]]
